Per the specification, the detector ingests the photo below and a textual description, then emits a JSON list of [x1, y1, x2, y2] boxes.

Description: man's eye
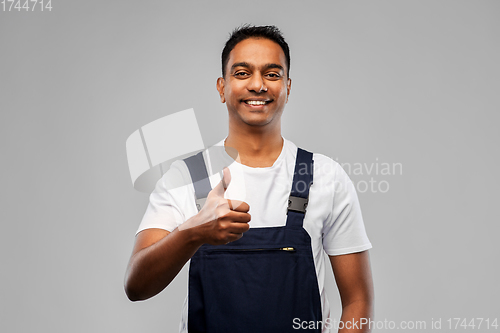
[[266, 73, 281, 79], [234, 72, 249, 77]]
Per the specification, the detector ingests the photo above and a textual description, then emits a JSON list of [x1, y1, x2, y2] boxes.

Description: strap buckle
[[287, 196, 308, 214]]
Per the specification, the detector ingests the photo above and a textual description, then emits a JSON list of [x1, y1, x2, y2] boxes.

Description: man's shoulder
[[161, 139, 225, 184], [151, 158, 192, 195], [284, 141, 352, 194], [284, 139, 342, 175]]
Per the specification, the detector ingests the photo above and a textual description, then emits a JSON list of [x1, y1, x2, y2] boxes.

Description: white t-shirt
[[136, 138, 372, 333]]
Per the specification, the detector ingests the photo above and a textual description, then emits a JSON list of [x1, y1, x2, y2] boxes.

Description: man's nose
[[246, 73, 267, 93]]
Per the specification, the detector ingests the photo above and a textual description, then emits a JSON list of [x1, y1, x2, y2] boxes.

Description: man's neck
[[225, 128, 284, 168]]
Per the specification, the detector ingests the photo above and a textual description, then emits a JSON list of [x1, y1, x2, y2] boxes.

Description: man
[[125, 25, 373, 333]]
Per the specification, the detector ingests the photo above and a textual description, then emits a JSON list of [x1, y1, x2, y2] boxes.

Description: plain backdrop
[[1, 1, 499, 332]]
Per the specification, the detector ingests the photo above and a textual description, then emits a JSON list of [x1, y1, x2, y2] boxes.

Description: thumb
[[213, 167, 231, 197]]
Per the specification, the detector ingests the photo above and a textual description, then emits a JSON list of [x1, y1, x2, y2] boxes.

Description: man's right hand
[[125, 167, 250, 301], [180, 167, 251, 245]]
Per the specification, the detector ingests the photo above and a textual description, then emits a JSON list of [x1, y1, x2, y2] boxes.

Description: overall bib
[[184, 148, 322, 333]]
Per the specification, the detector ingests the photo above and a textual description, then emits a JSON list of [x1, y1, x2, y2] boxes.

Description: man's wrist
[[177, 215, 206, 247]]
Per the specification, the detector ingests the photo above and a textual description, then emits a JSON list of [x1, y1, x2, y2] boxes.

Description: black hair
[[221, 25, 290, 78]]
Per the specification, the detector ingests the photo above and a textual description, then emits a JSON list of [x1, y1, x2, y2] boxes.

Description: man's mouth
[[243, 99, 272, 106]]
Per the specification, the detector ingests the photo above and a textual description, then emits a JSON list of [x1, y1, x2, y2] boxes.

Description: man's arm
[[124, 227, 199, 301], [329, 250, 374, 333], [124, 169, 251, 301]]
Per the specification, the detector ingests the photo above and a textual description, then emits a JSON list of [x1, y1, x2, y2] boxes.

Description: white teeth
[[246, 100, 267, 105]]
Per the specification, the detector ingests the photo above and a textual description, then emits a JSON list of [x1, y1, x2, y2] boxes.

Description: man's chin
[[240, 114, 274, 127], [230, 108, 280, 127]]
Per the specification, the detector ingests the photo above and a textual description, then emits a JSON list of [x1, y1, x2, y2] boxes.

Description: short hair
[[221, 25, 290, 78]]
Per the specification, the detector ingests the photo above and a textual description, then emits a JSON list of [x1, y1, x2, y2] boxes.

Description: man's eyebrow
[[230, 62, 252, 72], [262, 63, 284, 72], [230, 62, 285, 72]]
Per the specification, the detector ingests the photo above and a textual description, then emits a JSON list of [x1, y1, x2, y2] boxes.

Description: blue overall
[[184, 148, 322, 332]]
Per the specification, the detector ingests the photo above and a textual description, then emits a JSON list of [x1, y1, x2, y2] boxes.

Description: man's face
[[217, 38, 291, 128]]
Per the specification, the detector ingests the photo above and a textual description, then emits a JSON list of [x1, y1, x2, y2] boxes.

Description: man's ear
[[216, 77, 225, 103], [286, 77, 292, 103]]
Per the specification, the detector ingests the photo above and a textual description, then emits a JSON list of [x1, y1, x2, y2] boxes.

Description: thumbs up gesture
[[180, 168, 251, 245]]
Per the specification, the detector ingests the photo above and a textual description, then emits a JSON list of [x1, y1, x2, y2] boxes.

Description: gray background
[[1, 0, 499, 332]]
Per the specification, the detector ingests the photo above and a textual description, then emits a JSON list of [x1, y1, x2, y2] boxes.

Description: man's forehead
[[227, 38, 286, 69]]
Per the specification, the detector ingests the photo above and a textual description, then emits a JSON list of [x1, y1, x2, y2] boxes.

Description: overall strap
[[184, 151, 211, 211], [286, 148, 314, 228]]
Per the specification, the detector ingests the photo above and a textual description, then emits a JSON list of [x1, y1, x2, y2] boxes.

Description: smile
[[244, 100, 271, 105]]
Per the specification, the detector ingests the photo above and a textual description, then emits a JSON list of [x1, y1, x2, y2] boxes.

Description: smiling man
[[125, 25, 374, 333]]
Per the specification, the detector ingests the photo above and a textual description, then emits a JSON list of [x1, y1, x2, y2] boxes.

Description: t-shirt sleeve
[[135, 160, 193, 235], [322, 162, 372, 256]]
